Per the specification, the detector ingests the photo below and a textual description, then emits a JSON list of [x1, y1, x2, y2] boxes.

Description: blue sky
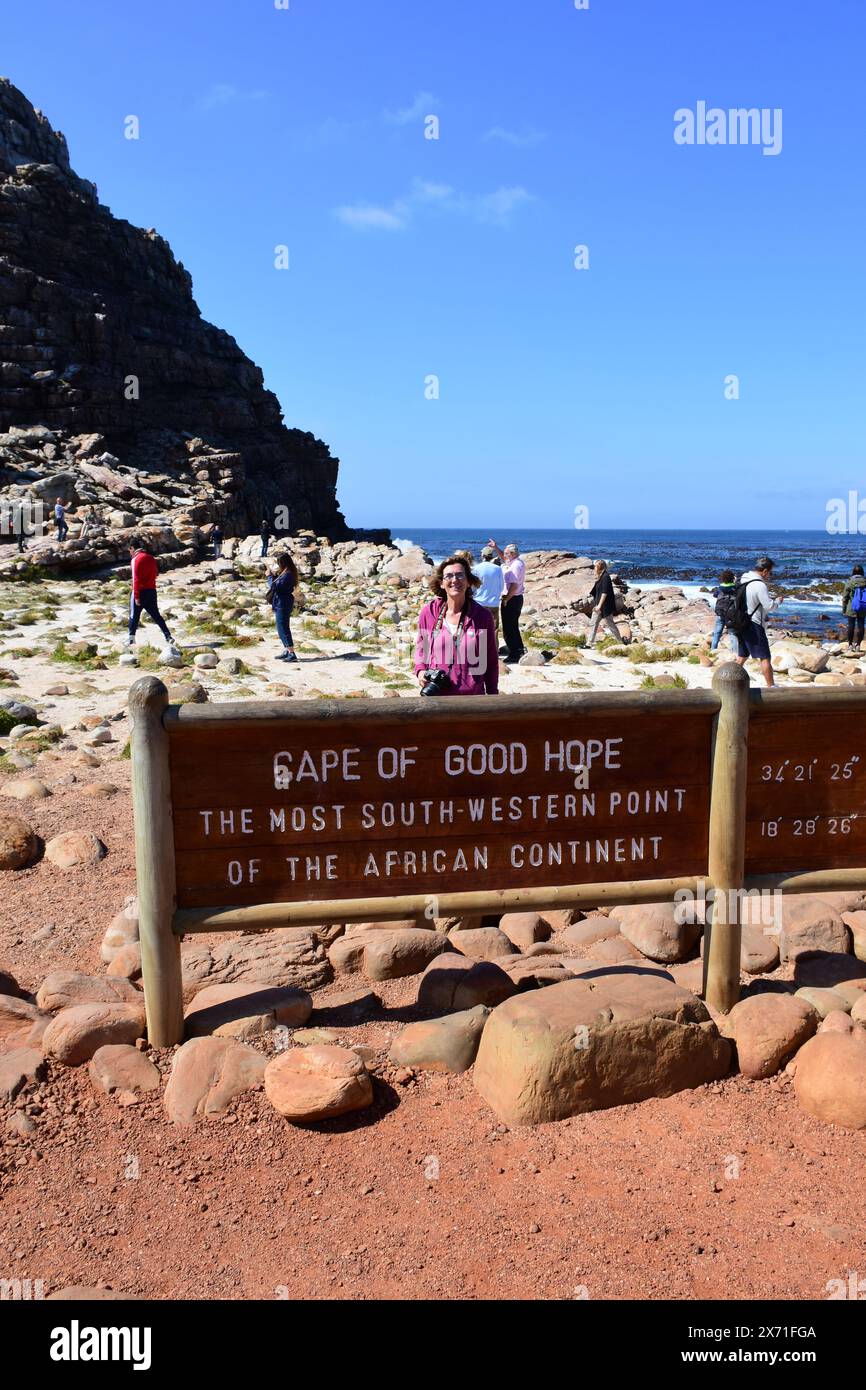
[[2, 0, 864, 530]]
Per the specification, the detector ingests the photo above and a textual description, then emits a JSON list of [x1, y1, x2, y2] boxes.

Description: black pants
[[261, 538, 269, 556], [847, 614, 865, 647], [129, 588, 172, 641], [502, 594, 524, 662]]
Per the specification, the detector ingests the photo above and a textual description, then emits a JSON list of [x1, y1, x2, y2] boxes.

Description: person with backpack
[[710, 570, 737, 652], [267, 551, 298, 662], [732, 556, 779, 688], [841, 564, 866, 651]]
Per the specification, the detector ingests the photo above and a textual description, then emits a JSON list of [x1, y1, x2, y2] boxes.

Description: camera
[[420, 668, 450, 697]]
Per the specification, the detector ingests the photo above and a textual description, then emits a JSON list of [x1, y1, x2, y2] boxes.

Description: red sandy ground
[[1, 753, 865, 1301]]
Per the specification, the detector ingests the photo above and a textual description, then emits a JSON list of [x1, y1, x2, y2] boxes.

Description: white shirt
[[740, 570, 778, 628]]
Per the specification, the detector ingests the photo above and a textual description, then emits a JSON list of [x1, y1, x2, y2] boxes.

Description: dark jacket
[[589, 572, 617, 617], [842, 576, 866, 617], [268, 571, 295, 612]]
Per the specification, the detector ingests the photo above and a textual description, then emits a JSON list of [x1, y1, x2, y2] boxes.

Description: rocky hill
[[0, 77, 351, 560]]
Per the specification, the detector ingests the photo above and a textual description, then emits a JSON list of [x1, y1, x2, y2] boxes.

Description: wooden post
[[704, 662, 750, 1012], [130, 676, 184, 1046]]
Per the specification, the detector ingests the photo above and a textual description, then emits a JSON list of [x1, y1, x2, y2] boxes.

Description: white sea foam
[[392, 536, 417, 554]]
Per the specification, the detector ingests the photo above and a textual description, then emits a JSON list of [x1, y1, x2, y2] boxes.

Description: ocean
[[391, 528, 864, 638]]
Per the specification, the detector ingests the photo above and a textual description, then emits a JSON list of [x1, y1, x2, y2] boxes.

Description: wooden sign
[[167, 701, 715, 908], [130, 668, 866, 1046], [745, 708, 866, 874]]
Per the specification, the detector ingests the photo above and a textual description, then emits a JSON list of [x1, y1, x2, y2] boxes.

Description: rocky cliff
[[0, 77, 350, 551]]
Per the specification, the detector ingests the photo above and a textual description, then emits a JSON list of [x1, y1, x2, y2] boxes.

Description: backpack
[[852, 585, 866, 614], [715, 582, 751, 634]]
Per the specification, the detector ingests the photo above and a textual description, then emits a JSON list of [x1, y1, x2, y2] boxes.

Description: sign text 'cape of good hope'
[[168, 708, 713, 907]]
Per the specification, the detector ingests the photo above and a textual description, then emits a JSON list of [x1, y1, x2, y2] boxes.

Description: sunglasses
[[443, 571, 467, 581]]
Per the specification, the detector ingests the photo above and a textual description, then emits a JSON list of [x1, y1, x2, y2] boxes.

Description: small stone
[[264, 1045, 373, 1121], [0, 1047, 45, 1102], [106, 943, 142, 980], [88, 1044, 160, 1096], [0, 814, 39, 870], [193, 652, 219, 669], [292, 1028, 340, 1046], [389, 1006, 490, 1073], [44, 831, 106, 869], [1, 778, 51, 801]]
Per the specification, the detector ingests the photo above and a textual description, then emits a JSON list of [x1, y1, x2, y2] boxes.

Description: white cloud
[[198, 84, 267, 112], [472, 185, 535, 224], [334, 201, 410, 231], [383, 91, 439, 125], [334, 179, 533, 231], [482, 125, 547, 148], [410, 179, 455, 202]]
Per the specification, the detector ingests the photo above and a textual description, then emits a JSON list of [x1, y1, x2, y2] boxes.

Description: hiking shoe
[[275, 652, 289, 661], [283, 653, 298, 663]]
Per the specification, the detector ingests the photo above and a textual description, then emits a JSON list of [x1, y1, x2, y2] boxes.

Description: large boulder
[[722, 993, 818, 1079], [612, 902, 701, 964], [264, 1045, 373, 1121], [779, 897, 850, 962], [794, 1031, 866, 1129], [184, 983, 312, 1040], [389, 1007, 490, 1073], [164, 1036, 267, 1124], [473, 973, 730, 1125], [42, 1002, 146, 1065], [361, 929, 451, 982]]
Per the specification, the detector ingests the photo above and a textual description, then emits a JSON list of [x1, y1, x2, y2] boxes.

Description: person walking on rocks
[[414, 555, 498, 695], [734, 556, 778, 688], [212, 524, 223, 559], [489, 539, 526, 662], [587, 559, 625, 647], [268, 551, 298, 662], [260, 518, 272, 558], [710, 569, 737, 652], [842, 564, 866, 652], [472, 546, 505, 635], [54, 497, 68, 543], [127, 543, 179, 655]]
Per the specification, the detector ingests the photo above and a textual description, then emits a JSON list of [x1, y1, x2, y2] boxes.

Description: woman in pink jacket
[[414, 554, 499, 696]]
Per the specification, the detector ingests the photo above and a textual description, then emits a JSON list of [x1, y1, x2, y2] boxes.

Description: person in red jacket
[[127, 544, 179, 654]]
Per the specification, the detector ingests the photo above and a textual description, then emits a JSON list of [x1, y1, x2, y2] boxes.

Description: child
[[711, 570, 737, 652]]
